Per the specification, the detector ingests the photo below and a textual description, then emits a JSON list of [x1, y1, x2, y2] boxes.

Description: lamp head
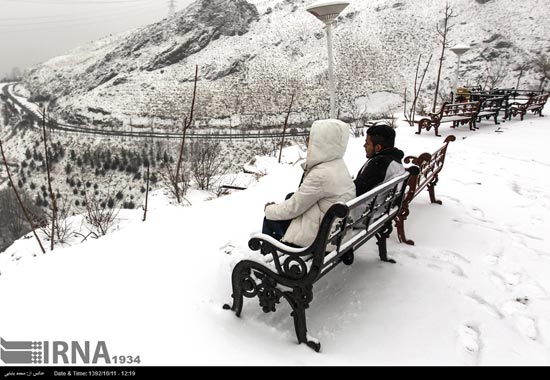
[[306, 1, 350, 24], [450, 43, 470, 56]]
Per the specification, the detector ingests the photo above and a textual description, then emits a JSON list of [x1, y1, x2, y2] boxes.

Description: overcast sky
[[0, 0, 194, 78]]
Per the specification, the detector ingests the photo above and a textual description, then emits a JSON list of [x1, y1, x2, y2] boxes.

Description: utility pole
[[168, 0, 176, 18]]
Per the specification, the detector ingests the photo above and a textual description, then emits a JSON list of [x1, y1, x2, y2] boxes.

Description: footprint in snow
[[483, 243, 505, 266], [484, 254, 500, 266], [515, 315, 538, 341], [503, 272, 521, 287], [426, 260, 466, 277], [465, 293, 504, 319], [489, 271, 507, 290], [220, 242, 236, 255], [458, 324, 481, 354], [500, 299, 538, 341]]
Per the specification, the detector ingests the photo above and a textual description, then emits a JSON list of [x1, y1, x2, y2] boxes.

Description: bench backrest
[[479, 96, 506, 111], [511, 93, 549, 110], [436, 101, 480, 120], [493, 88, 543, 101], [531, 93, 549, 106], [248, 167, 417, 285], [403, 135, 456, 199], [314, 167, 418, 280]]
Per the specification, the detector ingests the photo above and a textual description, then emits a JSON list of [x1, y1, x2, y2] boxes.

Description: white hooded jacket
[[264, 119, 356, 247]]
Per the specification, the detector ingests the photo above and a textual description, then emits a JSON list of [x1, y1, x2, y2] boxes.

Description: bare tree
[[175, 65, 199, 203], [256, 136, 279, 157], [41, 108, 57, 250], [437, 81, 453, 104], [81, 176, 122, 238], [160, 160, 191, 202], [532, 54, 550, 91], [432, 2, 456, 112], [405, 54, 433, 126], [189, 140, 226, 191], [0, 138, 46, 253], [41, 196, 73, 245], [143, 165, 150, 222], [513, 61, 530, 90], [278, 93, 295, 163], [344, 98, 368, 136], [380, 107, 398, 129], [483, 58, 508, 90]]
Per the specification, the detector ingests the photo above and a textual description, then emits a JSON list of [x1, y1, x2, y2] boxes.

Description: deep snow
[[1, 113, 550, 365]]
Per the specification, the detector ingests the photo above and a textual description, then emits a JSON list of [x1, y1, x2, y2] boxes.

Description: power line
[[0, 9, 158, 33], [0, 1, 164, 33], [0, 0, 152, 5], [0, 0, 156, 21], [0, 3, 157, 27]]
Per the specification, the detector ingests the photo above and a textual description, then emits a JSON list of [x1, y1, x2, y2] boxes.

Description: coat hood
[[375, 147, 405, 162], [305, 119, 350, 170]]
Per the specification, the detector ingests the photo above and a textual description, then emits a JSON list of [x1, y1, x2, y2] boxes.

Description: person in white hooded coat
[[263, 119, 356, 248]]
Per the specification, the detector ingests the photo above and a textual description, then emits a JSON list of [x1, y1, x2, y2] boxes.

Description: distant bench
[[224, 167, 418, 352], [476, 96, 506, 125], [396, 135, 455, 245], [472, 89, 548, 122], [417, 101, 480, 136], [508, 93, 549, 121]]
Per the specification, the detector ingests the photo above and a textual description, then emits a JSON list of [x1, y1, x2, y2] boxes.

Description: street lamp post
[[306, 1, 349, 119], [450, 43, 470, 93]]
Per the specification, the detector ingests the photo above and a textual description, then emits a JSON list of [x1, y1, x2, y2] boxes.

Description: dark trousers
[[262, 192, 294, 242], [262, 217, 292, 241]]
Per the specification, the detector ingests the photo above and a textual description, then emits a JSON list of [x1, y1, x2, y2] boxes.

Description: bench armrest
[[249, 232, 308, 254], [403, 155, 419, 164], [248, 233, 312, 280]]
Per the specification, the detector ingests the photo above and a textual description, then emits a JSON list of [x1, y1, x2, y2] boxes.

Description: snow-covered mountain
[[23, 0, 550, 127]]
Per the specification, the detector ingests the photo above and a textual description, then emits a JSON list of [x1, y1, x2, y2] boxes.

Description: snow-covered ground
[[1, 114, 549, 365]]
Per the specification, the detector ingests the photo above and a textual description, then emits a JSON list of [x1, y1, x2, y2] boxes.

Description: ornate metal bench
[[508, 93, 549, 121], [223, 167, 419, 352], [395, 136, 455, 245], [476, 96, 506, 125], [417, 101, 480, 137]]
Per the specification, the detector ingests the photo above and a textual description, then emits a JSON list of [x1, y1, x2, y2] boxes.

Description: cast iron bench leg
[[376, 222, 396, 263]]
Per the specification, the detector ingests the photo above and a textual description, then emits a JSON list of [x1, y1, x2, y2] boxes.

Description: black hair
[[366, 124, 396, 148]]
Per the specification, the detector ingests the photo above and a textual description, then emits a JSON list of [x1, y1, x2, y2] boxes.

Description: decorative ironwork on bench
[[417, 101, 480, 137], [224, 167, 419, 352], [395, 135, 455, 245]]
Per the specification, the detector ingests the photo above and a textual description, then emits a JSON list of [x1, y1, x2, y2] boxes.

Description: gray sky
[[0, 0, 193, 78]]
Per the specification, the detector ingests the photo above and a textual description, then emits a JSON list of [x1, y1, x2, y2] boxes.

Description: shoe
[[342, 250, 354, 265]]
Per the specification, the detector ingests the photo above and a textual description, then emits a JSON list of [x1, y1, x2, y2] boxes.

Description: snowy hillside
[[0, 80, 295, 254], [1, 114, 549, 365], [22, 0, 550, 128]]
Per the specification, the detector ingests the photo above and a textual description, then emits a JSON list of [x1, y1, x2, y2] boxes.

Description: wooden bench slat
[[416, 102, 480, 137], [508, 93, 549, 121]]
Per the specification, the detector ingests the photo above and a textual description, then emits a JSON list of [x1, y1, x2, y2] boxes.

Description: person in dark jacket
[[354, 124, 405, 196], [340, 124, 405, 266]]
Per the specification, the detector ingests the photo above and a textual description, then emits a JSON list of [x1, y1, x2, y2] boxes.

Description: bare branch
[[41, 108, 57, 250], [278, 93, 295, 163], [432, 2, 457, 112], [175, 64, 199, 203], [0, 138, 45, 253], [81, 174, 121, 237], [143, 165, 150, 222]]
